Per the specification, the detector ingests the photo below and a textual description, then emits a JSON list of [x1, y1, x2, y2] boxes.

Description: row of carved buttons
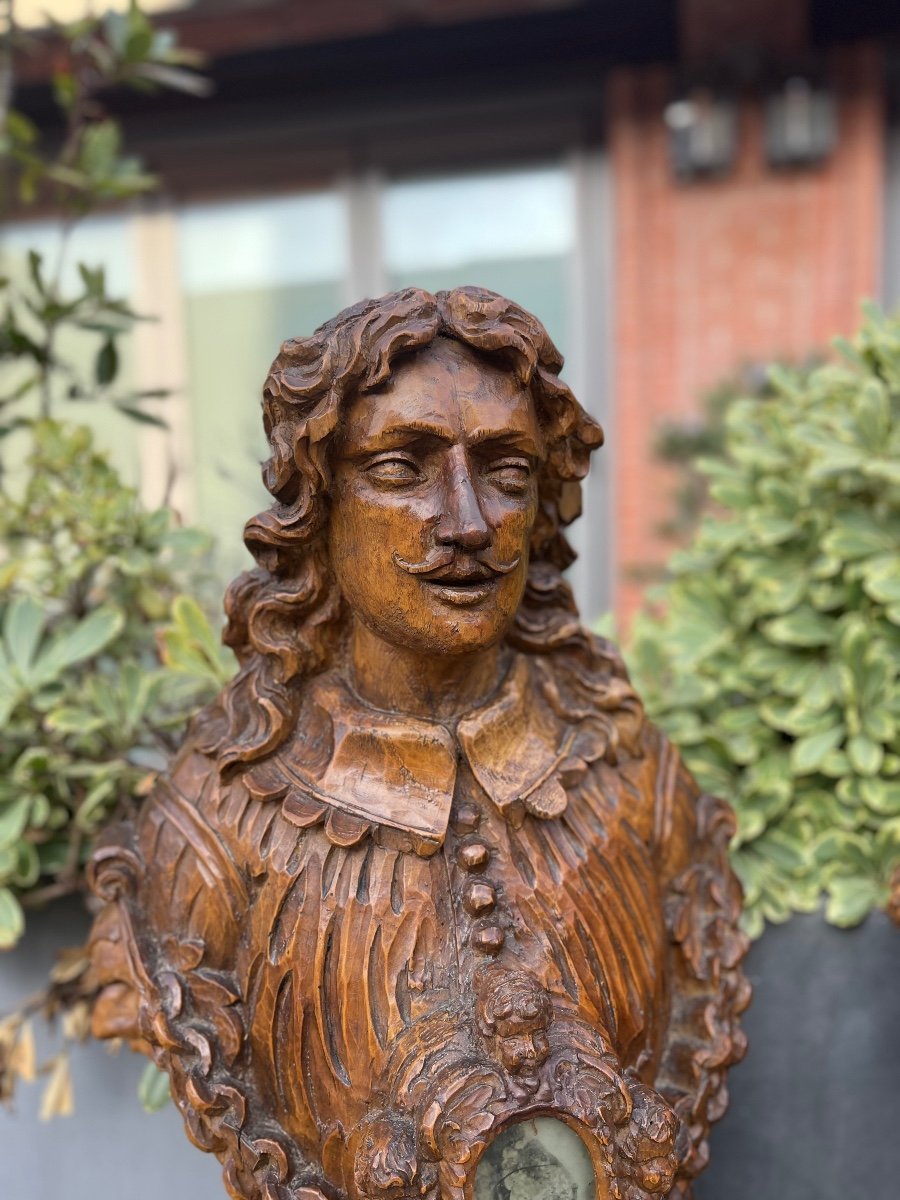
[[454, 806, 504, 956]]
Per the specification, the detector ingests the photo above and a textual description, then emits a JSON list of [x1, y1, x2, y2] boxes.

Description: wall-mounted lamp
[[764, 75, 836, 167], [664, 88, 738, 180]]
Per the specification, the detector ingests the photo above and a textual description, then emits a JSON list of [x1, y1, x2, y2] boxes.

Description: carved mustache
[[392, 548, 521, 579]]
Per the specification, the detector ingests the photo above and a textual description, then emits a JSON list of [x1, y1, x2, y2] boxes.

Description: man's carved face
[[329, 337, 544, 657]]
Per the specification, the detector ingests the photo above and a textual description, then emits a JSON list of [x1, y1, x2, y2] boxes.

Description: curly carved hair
[[207, 286, 607, 771]]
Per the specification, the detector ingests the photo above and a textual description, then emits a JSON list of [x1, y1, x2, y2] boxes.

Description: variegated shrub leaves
[[630, 305, 900, 937]]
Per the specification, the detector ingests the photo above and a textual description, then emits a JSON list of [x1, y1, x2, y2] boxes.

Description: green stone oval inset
[[475, 1118, 596, 1200]]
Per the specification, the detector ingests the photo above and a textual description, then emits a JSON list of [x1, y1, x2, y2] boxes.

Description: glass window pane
[[383, 164, 575, 354], [177, 191, 349, 581]]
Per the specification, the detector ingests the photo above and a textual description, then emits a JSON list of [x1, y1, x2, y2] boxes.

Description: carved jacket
[[89, 641, 749, 1200]]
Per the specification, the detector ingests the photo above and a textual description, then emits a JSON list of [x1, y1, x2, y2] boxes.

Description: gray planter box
[[697, 910, 900, 1200], [0, 900, 221, 1200]]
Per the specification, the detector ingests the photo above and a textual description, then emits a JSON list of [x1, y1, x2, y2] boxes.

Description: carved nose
[[434, 469, 490, 550]]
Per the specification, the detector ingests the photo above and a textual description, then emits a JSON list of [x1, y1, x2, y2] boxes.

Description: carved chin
[[500, 1043, 550, 1075]]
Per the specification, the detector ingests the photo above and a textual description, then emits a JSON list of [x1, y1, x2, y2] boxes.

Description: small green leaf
[[29, 796, 51, 829], [5, 108, 39, 146], [115, 403, 167, 428], [757, 831, 807, 873], [789, 727, 844, 775], [74, 777, 117, 832], [31, 607, 124, 687], [860, 779, 900, 815], [852, 378, 891, 446], [764, 606, 833, 648], [739, 907, 765, 940], [0, 887, 25, 949], [747, 514, 798, 546], [79, 119, 121, 180], [124, 6, 154, 62], [138, 1063, 171, 1112], [27, 250, 46, 297], [821, 513, 895, 560], [77, 263, 106, 297], [3, 595, 45, 676], [846, 735, 884, 777], [0, 797, 31, 850], [44, 707, 106, 736], [95, 338, 119, 386], [825, 876, 886, 928], [861, 558, 900, 606], [861, 459, 900, 486], [52, 71, 78, 112], [160, 597, 235, 687], [13, 843, 40, 889]]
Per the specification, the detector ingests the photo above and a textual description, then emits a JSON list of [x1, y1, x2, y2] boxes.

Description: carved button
[[458, 842, 490, 872], [464, 881, 496, 916], [451, 802, 481, 834], [472, 925, 504, 956]]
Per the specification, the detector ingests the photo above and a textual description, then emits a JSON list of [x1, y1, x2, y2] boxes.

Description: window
[[176, 190, 349, 577], [383, 164, 576, 356]]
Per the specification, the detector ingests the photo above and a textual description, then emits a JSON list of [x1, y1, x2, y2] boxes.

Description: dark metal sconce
[[664, 87, 738, 180], [764, 75, 836, 167]]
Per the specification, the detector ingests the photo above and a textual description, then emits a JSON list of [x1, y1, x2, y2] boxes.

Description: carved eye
[[487, 459, 532, 495], [365, 457, 421, 487]]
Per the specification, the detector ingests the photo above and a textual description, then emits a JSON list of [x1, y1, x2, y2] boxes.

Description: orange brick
[[609, 43, 885, 629]]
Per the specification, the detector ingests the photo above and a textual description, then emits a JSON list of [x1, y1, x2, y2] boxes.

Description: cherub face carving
[[328, 337, 544, 658], [475, 966, 553, 1089]]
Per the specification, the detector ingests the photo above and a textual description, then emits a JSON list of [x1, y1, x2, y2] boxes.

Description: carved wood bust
[[87, 287, 749, 1200]]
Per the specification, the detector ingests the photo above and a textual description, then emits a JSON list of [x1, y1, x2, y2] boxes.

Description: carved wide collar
[[242, 653, 631, 857]]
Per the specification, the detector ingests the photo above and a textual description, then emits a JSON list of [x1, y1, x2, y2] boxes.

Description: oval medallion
[[475, 1118, 597, 1199]]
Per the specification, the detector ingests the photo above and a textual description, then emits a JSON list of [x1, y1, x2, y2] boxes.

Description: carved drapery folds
[[88, 661, 748, 1200]]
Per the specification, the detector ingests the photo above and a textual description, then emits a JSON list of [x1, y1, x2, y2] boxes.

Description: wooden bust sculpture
[[87, 287, 749, 1200]]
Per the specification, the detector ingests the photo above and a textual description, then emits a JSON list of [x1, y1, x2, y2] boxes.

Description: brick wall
[[608, 40, 885, 625]]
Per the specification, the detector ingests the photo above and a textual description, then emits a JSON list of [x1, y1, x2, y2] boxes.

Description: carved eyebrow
[[357, 423, 543, 455], [352, 421, 455, 453], [468, 427, 544, 456], [384, 420, 454, 442]]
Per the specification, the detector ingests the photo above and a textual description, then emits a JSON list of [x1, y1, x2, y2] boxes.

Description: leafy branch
[[0, 5, 226, 1118], [0, 0, 209, 436]]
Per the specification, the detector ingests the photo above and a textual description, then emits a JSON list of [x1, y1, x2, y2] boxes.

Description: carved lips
[[392, 549, 521, 607]]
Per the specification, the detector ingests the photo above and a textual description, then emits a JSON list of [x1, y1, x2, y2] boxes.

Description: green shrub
[[0, 420, 236, 950], [0, 4, 219, 1114], [629, 304, 900, 938]]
